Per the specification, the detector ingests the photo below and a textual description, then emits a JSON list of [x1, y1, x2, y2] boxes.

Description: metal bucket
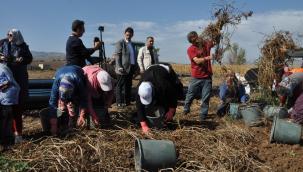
[[39, 107, 52, 132], [263, 105, 288, 120], [146, 107, 166, 129], [239, 104, 262, 126], [229, 103, 241, 119], [87, 108, 109, 129], [134, 139, 177, 172], [270, 117, 302, 144]]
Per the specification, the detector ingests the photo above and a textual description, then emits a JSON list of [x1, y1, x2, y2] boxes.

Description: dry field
[[2, 64, 303, 172]]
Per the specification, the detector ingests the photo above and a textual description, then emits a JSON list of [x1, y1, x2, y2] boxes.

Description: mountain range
[[31, 51, 65, 61]]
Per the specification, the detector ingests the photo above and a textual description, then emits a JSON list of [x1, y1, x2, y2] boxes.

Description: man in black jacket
[[136, 63, 183, 134], [66, 20, 101, 67]]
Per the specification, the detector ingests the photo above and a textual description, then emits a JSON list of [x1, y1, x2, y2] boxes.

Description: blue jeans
[[184, 78, 212, 120]]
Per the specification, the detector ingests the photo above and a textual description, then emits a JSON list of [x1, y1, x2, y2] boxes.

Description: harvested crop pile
[[200, 2, 253, 66], [258, 31, 297, 90]]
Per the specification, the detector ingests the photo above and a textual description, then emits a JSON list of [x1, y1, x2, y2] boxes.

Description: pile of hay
[[4, 123, 269, 171], [258, 31, 297, 90]]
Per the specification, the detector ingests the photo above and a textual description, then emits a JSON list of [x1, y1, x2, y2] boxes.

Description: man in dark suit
[[114, 27, 138, 108]]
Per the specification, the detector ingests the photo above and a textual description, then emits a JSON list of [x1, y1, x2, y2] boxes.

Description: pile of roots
[[258, 31, 297, 90]]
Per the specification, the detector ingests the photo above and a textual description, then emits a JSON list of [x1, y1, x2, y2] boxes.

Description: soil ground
[[1, 65, 303, 171]]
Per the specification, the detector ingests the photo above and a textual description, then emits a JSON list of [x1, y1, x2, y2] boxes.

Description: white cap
[[97, 70, 113, 91], [138, 82, 153, 105]]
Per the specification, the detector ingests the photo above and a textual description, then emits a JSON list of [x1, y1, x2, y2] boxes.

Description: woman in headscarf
[[48, 65, 88, 136], [0, 29, 33, 143]]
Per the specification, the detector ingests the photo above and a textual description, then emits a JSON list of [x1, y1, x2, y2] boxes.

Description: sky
[[0, 0, 303, 64]]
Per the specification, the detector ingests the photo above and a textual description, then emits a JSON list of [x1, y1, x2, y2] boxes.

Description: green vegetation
[[0, 156, 28, 172]]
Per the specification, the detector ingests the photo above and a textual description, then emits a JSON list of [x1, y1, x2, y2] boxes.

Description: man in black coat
[[66, 20, 101, 67]]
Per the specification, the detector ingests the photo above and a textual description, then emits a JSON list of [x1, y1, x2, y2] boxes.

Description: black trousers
[[116, 65, 137, 104], [0, 106, 14, 146]]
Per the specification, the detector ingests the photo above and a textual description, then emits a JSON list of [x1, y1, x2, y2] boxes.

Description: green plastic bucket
[[270, 117, 302, 144], [134, 139, 177, 172], [263, 105, 288, 120], [239, 104, 262, 126], [229, 103, 241, 119]]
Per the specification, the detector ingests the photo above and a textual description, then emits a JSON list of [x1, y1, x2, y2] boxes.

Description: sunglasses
[[7, 33, 13, 37]]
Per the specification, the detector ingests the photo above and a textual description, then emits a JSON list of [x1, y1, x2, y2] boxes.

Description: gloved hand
[[15, 57, 23, 63], [67, 102, 76, 117], [58, 99, 67, 112], [140, 121, 150, 134], [165, 108, 176, 122], [118, 67, 125, 73], [77, 108, 87, 127], [92, 115, 99, 126]]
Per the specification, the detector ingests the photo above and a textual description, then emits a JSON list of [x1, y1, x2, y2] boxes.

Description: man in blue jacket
[[47, 65, 88, 135]]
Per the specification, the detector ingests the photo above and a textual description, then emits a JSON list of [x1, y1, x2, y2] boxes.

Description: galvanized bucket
[[239, 104, 262, 126], [270, 117, 302, 144], [229, 103, 241, 119], [134, 139, 177, 172], [263, 105, 288, 120]]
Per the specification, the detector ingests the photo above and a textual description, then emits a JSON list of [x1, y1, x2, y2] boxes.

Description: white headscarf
[[8, 29, 24, 45]]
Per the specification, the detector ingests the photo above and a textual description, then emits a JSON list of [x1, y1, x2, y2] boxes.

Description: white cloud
[[86, 10, 303, 64], [123, 21, 156, 30]]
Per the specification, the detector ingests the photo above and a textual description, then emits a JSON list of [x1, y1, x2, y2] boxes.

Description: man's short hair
[[187, 31, 198, 43], [124, 27, 134, 35], [72, 20, 85, 32], [146, 36, 154, 41]]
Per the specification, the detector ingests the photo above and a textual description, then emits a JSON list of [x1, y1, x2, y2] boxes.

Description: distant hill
[[31, 51, 65, 61]]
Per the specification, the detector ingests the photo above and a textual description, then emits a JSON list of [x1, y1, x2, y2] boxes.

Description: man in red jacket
[[183, 31, 215, 122]]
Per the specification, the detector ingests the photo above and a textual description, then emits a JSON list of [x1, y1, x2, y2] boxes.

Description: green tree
[[227, 43, 246, 65]]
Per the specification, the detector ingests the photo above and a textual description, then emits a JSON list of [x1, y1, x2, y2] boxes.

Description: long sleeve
[[75, 39, 95, 59], [137, 47, 144, 71], [154, 50, 159, 64], [87, 92, 98, 121], [114, 41, 123, 69], [219, 82, 228, 102], [19, 44, 33, 65], [49, 78, 60, 108], [136, 95, 147, 122], [238, 84, 248, 103], [77, 73, 88, 109], [103, 90, 114, 108]]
